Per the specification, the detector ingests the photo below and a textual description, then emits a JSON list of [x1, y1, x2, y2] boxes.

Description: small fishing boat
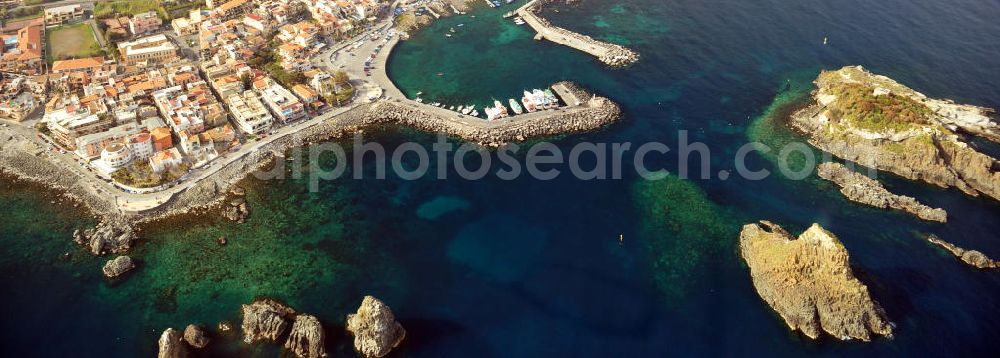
[[415, 98, 424, 103], [462, 106, 473, 115], [509, 98, 524, 115]]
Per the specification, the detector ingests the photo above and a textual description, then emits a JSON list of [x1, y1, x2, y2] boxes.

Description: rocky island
[[791, 66, 1000, 202], [346, 296, 407, 358], [739, 221, 894, 341], [817, 162, 947, 222], [926, 234, 1000, 269]]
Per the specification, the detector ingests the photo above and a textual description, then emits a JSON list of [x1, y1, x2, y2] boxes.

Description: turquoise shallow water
[[4, 0, 1000, 356]]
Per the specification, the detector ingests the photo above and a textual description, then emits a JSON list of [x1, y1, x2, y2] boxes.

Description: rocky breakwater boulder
[[73, 219, 137, 255], [817, 162, 947, 222], [598, 45, 640, 68], [790, 66, 1000, 203], [284, 314, 327, 358], [739, 221, 894, 341], [346, 296, 406, 358], [101, 255, 135, 279], [926, 234, 1000, 269], [241, 298, 297, 344], [222, 187, 251, 223], [157, 328, 189, 358]]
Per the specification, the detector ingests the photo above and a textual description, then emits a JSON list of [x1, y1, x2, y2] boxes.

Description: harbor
[[516, 0, 640, 67]]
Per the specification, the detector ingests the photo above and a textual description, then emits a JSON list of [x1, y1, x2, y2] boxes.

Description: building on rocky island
[[129, 11, 163, 36], [118, 34, 179, 66], [0, 19, 44, 75], [226, 90, 274, 136], [44, 4, 84, 25], [253, 77, 306, 123]]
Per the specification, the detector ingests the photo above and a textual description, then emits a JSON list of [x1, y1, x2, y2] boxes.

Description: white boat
[[471, 110, 479, 117], [494, 100, 509, 117], [449, 106, 456, 110], [509, 98, 523, 115], [461, 106, 473, 115], [522, 91, 537, 112], [416, 91, 423, 96], [415, 98, 424, 103]]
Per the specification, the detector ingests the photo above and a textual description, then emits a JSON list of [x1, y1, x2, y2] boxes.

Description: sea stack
[[739, 221, 893, 341], [284, 314, 327, 358], [183, 324, 210, 349], [241, 299, 296, 344], [102, 255, 135, 279], [157, 328, 189, 358], [346, 296, 406, 358]]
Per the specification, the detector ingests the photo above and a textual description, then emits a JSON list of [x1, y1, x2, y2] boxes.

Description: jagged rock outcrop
[[101, 255, 135, 279], [221, 188, 251, 223], [157, 328, 189, 358], [346, 296, 406, 358], [284, 314, 327, 358], [790, 66, 1000, 203], [739, 221, 894, 341], [183, 324, 210, 349], [926, 234, 1000, 269], [72, 219, 137, 255], [241, 299, 296, 344], [817, 162, 947, 222]]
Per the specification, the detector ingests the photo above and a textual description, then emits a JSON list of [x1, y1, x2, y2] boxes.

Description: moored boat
[[509, 98, 524, 115]]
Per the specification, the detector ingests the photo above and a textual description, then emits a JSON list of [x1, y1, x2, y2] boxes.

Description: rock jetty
[[101, 255, 135, 279], [817, 162, 947, 222], [346, 296, 406, 358], [72, 219, 138, 255], [518, 0, 639, 67], [183, 324, 210, 349], [926, 234, 999, 269], [241, 298, 297, 344], [157, 328, 189, 358], [791, 66, 1000, 203], [739, 221, 894, 341], [366, 82, 621, 148], [285, 314, 327, 358]]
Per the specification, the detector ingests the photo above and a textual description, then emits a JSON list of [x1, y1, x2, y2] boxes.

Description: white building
[[227, 91, 273, 135], [100, 141, 134, 169]]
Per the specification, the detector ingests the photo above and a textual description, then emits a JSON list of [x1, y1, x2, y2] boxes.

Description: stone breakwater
[[739, 221, 894, 341], [817, 162, 947, 222], [926, 234, 1000, 269], [517, 0, 639, 67]]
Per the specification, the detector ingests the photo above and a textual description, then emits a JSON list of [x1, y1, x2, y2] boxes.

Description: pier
[[516, 0, 639, 67]]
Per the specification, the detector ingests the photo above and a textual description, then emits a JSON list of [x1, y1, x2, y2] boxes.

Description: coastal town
[[0, 0, 624, 217]]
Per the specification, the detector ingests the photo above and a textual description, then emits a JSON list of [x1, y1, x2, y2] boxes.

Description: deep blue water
[[3, 0, 1000, 356]]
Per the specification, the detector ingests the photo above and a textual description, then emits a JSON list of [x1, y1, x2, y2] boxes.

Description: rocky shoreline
[[817, 162, 947, 222], [1, 82, 620, 231], [518, 0, 639, 67], [790, 66, 1000, 203], [739, 221, 894, 341]]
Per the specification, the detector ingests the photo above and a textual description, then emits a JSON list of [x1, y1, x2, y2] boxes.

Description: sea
[[2, 0, 1000, 356]]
